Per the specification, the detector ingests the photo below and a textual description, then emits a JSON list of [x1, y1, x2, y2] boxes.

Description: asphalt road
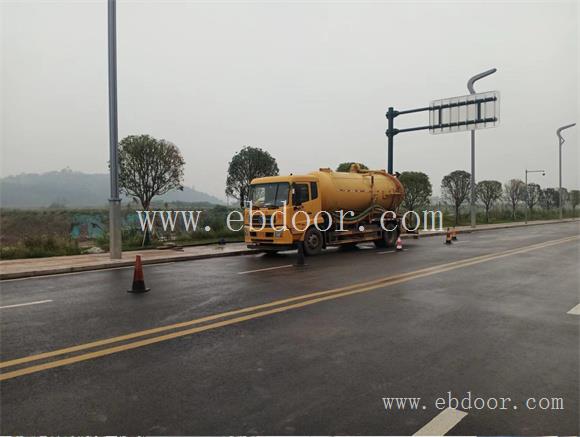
[[1, 222, 579, 435]]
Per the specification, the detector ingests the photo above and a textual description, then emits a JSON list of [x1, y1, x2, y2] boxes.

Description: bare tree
[[504, 179, 525, 220], [525, 183, 542, 215], [540, 188, 558, 210], [441, 170, 471, 225], [570, 190, 580, 216], [560, 188, 568, 212], [476, 180, 502, 223]]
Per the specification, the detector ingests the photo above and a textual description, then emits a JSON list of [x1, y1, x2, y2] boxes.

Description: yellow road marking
[[1, 236, 559, 369], [0, 261, 450, 369], [1, 235, 577, 381]]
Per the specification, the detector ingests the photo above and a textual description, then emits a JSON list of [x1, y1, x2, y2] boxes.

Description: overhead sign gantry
[[385, 90, 500, 174]]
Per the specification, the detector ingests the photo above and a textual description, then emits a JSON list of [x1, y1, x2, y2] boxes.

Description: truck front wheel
[[303, 227, 323, 256]]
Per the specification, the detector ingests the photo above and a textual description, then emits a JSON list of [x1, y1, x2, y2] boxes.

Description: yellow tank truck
[[244, 164, 405, 255]]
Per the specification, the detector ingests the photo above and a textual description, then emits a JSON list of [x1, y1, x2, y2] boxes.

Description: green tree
[[399, 171, 432, 213], [476, 180, 502, 223], [441, 170, 471, 225], [504, 179, 525, 220], [119, 134, 185, 211], [225, 146, 279, 206], [118, 134, 185, 246], [570, 190, 580, 215], [336, 162, 368, 172]]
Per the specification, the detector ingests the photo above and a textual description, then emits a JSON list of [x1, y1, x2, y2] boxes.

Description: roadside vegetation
[[0, 203, 243, 260], [2, 142, 578, 260]]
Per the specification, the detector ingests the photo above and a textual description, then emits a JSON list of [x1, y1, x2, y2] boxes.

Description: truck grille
[[251, 215, 272, 227]]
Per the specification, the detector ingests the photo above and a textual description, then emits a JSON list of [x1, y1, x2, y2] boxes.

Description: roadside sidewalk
[[0, 243, 253, 280], [1, 218, 578, 280]]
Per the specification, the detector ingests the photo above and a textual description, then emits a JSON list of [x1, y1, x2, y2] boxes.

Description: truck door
[[292, 182, 316, 230]]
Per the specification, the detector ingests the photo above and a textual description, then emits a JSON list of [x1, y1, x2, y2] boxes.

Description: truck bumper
[[247, 243, 297, 252]]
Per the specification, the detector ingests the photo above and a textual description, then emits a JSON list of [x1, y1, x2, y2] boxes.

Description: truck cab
[[244, 175, 323, 253]]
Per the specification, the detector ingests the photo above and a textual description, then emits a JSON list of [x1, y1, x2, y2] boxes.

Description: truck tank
[[309, 168, 405, 212]]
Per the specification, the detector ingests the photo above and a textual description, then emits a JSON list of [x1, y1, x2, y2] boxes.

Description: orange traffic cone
[[396, 237, 403, 251], [445, 228, 452, 245], [452, 227, 458, 240], [128, 255, 150, 293]]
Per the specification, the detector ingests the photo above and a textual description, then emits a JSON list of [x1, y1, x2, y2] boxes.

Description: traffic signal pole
[[386, 107, 396, 174]]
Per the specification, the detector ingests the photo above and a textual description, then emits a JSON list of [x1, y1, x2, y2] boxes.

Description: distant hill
[[0, 169, 225, 208]]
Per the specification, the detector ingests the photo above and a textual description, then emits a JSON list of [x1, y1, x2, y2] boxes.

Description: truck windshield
[[249, 183, 289, 208]]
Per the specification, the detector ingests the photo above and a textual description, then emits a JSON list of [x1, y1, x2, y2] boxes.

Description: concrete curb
[[0, 249, 256, 281], [1, 218, 578, 280]]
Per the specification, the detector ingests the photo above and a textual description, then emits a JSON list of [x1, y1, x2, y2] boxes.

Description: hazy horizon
[[2, 1, 578, 200]]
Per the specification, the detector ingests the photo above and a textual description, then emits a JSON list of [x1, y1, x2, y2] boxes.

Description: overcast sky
[[1, 0, 578, 199]]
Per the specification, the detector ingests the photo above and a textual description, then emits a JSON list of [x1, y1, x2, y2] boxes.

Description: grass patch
[[0, 236, 81, 260]]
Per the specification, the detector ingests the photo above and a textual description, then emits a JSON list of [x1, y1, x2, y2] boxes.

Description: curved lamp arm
[[556, 123, 576, 141], [467, 68, 497, 94]]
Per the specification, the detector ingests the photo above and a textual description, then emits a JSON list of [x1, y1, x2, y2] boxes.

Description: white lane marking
[[0, 299, 53, 310], [238, 264, 293, 275], [413, 408, 468, 436], [566, 304, 580, 315], [377, 249, 406, 254]]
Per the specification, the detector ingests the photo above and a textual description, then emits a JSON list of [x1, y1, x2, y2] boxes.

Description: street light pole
[[108, 0, 122, 259], [556, 123, 576, 220], [525, 169, 545, 224], [467, 68, 497, 229]]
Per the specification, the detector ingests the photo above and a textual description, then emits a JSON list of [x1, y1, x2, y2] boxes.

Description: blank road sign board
[[429, 90, 500, 134]]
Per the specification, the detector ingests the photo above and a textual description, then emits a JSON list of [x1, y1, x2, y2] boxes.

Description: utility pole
[[525, 169, 545, 224], [556, 123, 576, 220], [108, 0, 122, 259], [467, 68, 497, 229]]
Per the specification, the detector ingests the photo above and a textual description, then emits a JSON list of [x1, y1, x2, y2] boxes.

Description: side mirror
[[291, 187, 298, 206]]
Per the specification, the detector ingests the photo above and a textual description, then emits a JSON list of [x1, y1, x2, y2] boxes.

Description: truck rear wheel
[[374, 228, 398, 248], [303, 227, 323, 256]]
